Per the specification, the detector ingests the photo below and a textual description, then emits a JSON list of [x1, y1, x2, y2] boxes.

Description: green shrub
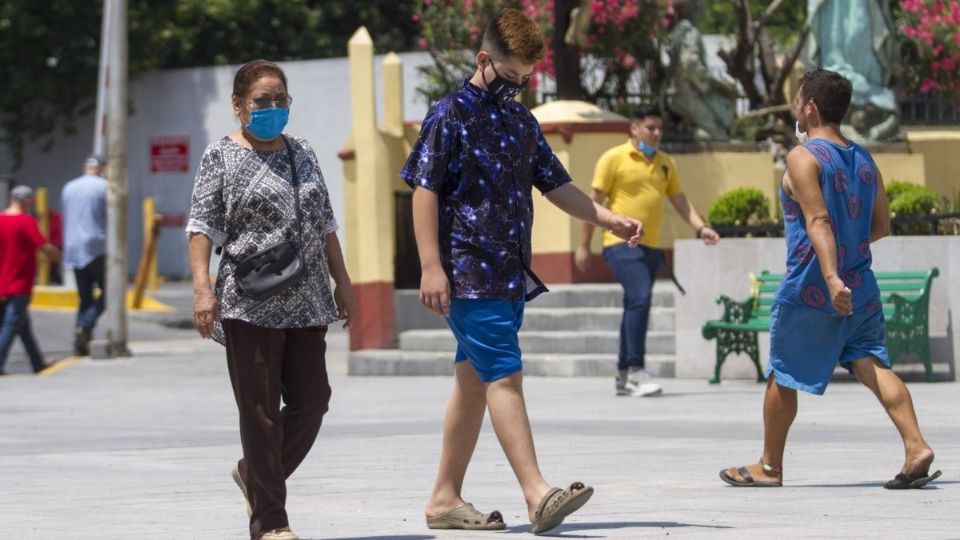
[[886, 180, 942, 235], [730, 115, 764, 142], [889, 187, 940, 217], [886, 180, 928, 205], [707, 187, 771, 226]]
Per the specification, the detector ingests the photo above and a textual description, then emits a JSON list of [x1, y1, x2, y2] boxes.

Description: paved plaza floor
[[1, 320, 957, 539]]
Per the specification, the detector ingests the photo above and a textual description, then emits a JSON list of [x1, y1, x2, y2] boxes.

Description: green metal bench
[[702, 268, 939, 384]]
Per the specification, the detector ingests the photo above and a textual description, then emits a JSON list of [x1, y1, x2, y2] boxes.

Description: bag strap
[[282, 135, 304, 247]]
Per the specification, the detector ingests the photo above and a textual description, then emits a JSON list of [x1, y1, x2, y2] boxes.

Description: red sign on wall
[[150, 136, 190, 174]]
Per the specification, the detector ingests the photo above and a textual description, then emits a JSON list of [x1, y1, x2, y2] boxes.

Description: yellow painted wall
[[872, 153, 926, 186], [343, 29, 397, 285], [534, 132, 628, 255], [661, 152, 775, 246], [906, 129, 960, 197]]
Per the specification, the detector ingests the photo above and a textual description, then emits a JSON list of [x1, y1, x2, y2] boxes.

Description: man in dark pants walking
[[61, 155, 108, 355], [577, 105, 719, 397]]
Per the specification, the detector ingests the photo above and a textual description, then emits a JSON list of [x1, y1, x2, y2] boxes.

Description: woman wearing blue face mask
[[186, 59, 355, 540]]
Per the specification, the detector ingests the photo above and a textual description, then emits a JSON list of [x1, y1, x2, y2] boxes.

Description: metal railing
[[900, 93, 958, 125]]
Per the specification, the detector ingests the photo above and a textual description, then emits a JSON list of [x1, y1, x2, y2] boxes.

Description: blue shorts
[[445, 298, 524, 383], [767, 302, 891, 395]]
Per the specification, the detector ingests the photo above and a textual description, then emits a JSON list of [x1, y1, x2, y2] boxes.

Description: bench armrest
[[715, 295, 755, 324], [888, 293, 924, 326], [702, 295, 756, 339]]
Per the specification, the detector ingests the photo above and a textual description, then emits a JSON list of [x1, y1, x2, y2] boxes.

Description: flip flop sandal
[[719, 464, 783, 487], [426, 502, 506, 530], [531, 481, 595, 535], [884, 469, 942, 490]]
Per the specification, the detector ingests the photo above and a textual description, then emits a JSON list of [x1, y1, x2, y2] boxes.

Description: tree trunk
[[553, 0, 583, 100], [719, 0, 765, 108]]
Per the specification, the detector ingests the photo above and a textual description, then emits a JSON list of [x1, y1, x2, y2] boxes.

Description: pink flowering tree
[[412, 0, 508, 105], [413, 0, 670, 110], [896, 0, 960, 101], [565, 0, 671, 108]]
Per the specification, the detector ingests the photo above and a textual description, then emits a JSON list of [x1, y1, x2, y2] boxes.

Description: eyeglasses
[[245, 95, 293, 110]]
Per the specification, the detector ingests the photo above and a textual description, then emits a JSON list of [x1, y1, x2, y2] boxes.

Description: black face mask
[[482, 60, 527, 103]]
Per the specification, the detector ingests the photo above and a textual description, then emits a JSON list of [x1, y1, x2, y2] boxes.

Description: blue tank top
[[776, 138, 882, 315]]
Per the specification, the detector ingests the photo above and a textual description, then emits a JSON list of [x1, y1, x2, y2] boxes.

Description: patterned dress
[[186, 135, 339, 344]]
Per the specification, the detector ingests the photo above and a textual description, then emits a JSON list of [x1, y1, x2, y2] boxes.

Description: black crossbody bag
[[233, 136, 305, 300]]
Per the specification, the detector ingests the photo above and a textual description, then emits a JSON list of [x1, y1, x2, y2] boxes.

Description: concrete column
[[35, 188, 51, 285], [345, 27, 396, 350], [382, 53, 404, 139]]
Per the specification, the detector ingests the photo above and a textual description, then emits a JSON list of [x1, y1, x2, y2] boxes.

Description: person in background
[[577, 104, 719, 397], [0, 185, 61, 375], [61, 155, 108, 356]]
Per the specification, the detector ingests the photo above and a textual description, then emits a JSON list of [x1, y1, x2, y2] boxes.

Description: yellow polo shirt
[[592, 140, 683, 248]]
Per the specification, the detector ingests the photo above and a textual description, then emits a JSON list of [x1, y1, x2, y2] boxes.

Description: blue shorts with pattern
[[767, 302, 891, 395]]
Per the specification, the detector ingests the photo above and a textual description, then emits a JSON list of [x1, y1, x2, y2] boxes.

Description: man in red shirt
[[0, 185, 62, 375]]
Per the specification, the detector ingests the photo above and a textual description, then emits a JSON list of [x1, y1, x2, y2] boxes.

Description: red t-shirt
[[0, 213, 47, 297], [49, 210, 63, 248]]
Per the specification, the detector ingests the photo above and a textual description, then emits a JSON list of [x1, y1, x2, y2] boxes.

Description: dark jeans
[[0, 295, 46, 373], [603, 242, 664, 372], [222, 319, 331, 539], [74, 255, 106, 334]]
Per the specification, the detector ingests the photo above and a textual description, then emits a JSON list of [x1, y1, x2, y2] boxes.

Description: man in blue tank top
[[719, 69, 939, 490]]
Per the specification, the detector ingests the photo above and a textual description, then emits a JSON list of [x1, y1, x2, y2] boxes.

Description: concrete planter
[[674, 236, 959, 381]]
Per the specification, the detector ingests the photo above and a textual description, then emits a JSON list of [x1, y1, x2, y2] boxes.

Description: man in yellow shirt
[[576, 104, 719, 396]]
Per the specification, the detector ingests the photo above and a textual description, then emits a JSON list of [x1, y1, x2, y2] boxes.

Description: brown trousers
[[223, 319, 331, 539]]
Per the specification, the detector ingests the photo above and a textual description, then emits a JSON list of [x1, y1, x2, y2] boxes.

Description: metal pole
[[93, 0, 111, 156], [97, 0, 130, 358]]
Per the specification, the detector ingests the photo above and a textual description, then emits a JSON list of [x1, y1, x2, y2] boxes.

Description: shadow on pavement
[[794, 479, 955, 489], [323, 536, 435, 540], [506, 520, 734, 536]]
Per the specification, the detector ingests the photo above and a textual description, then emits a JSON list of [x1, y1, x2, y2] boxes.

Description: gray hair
[[10, 185, 35, 202]]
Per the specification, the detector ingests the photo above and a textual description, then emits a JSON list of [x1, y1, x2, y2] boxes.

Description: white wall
[[0, 52, 433, 278]]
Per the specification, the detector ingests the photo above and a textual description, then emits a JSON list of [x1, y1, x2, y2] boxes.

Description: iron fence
[[900, 93, 958, 125]]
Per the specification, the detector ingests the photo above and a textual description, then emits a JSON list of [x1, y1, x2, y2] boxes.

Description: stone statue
[[808, 0, 902, 142], [663, 0, 738, 142]]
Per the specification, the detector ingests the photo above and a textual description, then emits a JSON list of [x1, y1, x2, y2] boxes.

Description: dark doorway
[[394, 190, 421, 289]]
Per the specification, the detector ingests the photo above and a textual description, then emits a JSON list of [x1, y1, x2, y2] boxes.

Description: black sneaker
[[74, 328, 91, 356]]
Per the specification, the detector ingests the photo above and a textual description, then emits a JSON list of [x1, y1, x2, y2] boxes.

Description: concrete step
[[349, 349, 676, 378], [398, 329, 675, 355], [527, 282, 676, 308], [394, 283, 679, 332], [521, 306, 674, 332]]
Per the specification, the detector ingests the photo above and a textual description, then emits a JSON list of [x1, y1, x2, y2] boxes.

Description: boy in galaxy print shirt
[[720, 69, 939, 491], [401, 8, 644, 534]]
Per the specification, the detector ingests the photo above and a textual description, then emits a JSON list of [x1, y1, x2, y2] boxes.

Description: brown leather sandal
[[531, 481, 594, 535], [720, 460, 783, 487]]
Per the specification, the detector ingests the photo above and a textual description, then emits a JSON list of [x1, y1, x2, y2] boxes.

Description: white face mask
[[795, 121, 809, 144]]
